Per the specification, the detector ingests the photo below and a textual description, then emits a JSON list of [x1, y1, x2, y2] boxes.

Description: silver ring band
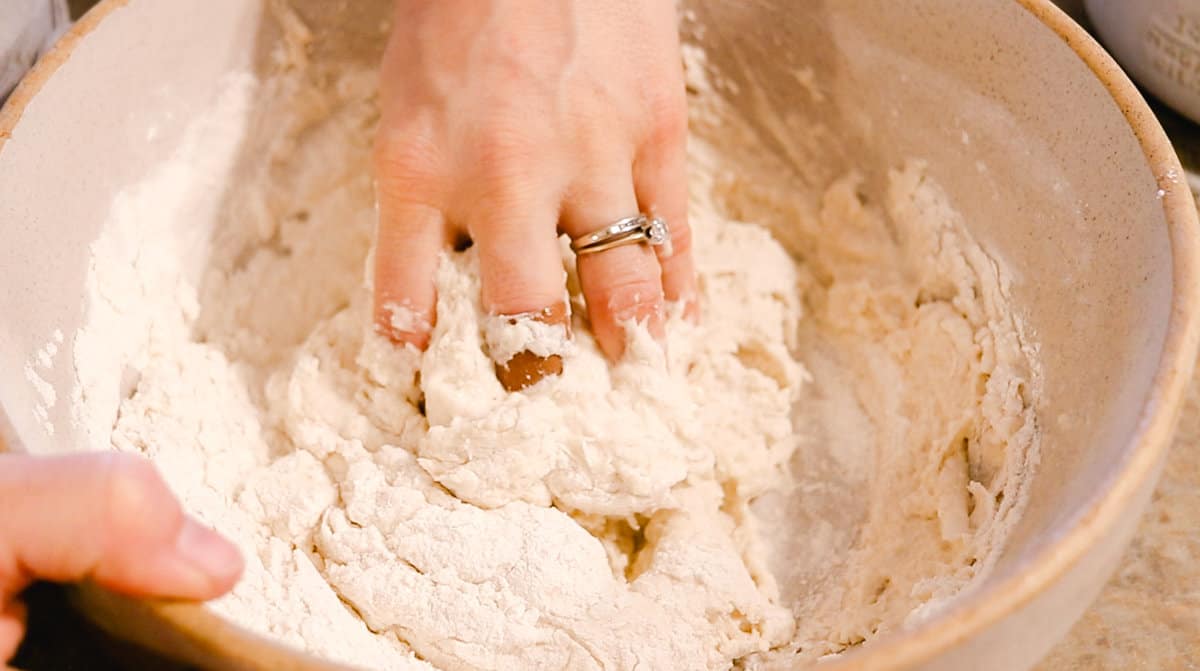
[[570, 214, 670, 256]]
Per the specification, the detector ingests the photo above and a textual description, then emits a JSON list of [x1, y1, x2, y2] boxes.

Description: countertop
[[1035, 375, 1200, 669]]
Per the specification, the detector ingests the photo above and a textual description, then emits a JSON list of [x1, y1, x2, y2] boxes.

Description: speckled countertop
[[1036, 376, 1200, 669]]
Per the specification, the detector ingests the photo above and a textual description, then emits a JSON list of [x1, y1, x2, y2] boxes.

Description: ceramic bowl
[[1, 1, 1197, 670]]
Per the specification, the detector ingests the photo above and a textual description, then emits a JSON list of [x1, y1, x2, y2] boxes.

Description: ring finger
[[562, 172, 665, 361]]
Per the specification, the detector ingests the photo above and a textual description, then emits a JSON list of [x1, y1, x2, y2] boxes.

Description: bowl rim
[[864, 0, 1200, 666], [1, 0, 1197, 668]]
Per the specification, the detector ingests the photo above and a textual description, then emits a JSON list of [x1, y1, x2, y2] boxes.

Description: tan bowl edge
[[866, 1, 1200, 667], [66, 582, 345, 671], [0, 2, 381, 667], [1, 0, 1198, 669]]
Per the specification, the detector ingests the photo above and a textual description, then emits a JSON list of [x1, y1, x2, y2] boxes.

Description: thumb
[[0, 451, 242, 601], [0, 453, 242, 661]]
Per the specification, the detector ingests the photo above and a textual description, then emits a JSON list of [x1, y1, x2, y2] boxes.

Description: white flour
[[61, 10, 1039, 671]]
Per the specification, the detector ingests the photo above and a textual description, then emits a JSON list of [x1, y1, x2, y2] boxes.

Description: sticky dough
[[66, 10, 1039, 671]]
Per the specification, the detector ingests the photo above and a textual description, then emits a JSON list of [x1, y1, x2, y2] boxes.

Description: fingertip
[[594, 310, 665, 362], [373, 198, 445, 351], [577, 246, 666, 361], [656, 217, 699, 313], [472, 207, 572, 390], [490, 303, 572, 392], [83, 456, 238, 600], [563, 177, 667, 361], [374, 298, 434, 350], [681, 295, 701, 323], [168, 518, 244, 598], [95, 518, 242, 602]]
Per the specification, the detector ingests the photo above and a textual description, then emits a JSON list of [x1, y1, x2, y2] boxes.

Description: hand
[[372, 0, 697, 375], [0, 453, 243, 662]]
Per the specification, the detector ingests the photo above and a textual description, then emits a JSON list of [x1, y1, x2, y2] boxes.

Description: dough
[[65, 7, 1039, 670]]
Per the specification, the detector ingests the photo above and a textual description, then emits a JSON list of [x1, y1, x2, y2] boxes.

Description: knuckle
[[642, 93, 688, 149], [374, 129, 438, 173], [472, 126, 542, 187], [374, 132, 444, 201], [470, 171, 549, 218], [478, 252, 562, 312], [473, 177, 540, 214]]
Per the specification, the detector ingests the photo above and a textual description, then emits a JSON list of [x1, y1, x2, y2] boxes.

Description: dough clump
[[69, 7, 1039, 670]]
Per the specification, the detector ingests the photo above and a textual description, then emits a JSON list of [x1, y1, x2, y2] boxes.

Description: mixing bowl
[[1, 1, 1197, 669]]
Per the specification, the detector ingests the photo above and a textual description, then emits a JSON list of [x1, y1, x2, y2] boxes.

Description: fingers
[[0, 600, 24, 663], [471, 195, 565, 317], [634, 132, 698, 319], [373, 201, 447, 350], [0, 453, 242, 605], [373, 132, 449, 349], [470, 184, 570, 391], [563, 176, 666, 360], [486, 303, 571, 392]]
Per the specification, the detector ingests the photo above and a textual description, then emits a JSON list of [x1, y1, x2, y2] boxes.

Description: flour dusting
[[61, 7, 1039, 671]]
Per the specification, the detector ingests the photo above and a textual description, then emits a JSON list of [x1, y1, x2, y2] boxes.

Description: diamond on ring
[[570, 214, 671, 256], [646, 217, 669, 246]]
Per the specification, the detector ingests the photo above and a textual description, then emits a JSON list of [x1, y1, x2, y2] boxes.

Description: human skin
[[1, 1, 694, 658], [372, 0, 698, 373], [0, 453, 243, 662]]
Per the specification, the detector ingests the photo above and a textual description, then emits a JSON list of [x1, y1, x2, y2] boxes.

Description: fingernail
[[174, 518, 243, 586], [496, 352, 565, 392], [488, 302, 572, 391]]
